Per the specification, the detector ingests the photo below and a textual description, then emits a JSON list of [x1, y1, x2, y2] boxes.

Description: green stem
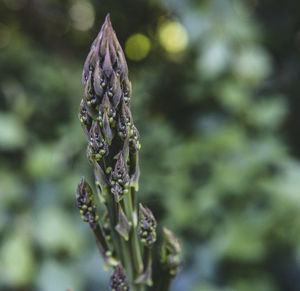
[[106, 188, 124, 263], [120, 235, 133, 283], [93, 224, 109, 253], [124, 190, 144, 275], [98, 157, 125, 265], [131, 187, 138, 226], [93, 225, 117, 266], [135, 285, 146, 291], [144, 247, 153, 286], [159, 269, 172, 291]]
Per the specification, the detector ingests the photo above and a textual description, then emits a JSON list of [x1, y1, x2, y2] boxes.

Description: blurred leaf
[[34, 207, 85, 256], [37, 260, 84, 291], [0, 113, 27, 149], [0, 233, 36, 286]]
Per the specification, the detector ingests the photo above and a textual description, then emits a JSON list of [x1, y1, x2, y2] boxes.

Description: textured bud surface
[[161, 227, 181, 277], [110, 153, 130, 202], [138, 204, 157, 247], [110, 264, 130, 291], [77, 14, 181, 290], [76, 177, 99, 229], [79, 14, 141, 201]]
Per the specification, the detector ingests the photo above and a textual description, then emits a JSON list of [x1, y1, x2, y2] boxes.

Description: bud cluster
[[138, 204, 157, 247], [110, 153, 130, 202], [109, 264, 130, 291], [88, 121, 108, 161], [76, 177, 99, 229], [78, 14, 140, 202], [161, 228, 181, 277], [76, 14, 181, 290]]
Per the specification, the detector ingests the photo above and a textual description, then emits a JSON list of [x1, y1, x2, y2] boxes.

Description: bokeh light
[[69, 1, 95, 31], [125, 33, 151, 61], [158, 20, 188, 53]]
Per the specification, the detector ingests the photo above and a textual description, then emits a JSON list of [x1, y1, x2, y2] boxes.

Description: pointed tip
[[105, 13, 112, 26], [78, 176, 85, 189], [162, 227, 181, 252], [96, 13, 113, 43], [139, 203, 147, 214]]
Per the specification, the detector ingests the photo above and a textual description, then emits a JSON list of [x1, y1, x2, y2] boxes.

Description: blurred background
[[1, 0, 300, 290]]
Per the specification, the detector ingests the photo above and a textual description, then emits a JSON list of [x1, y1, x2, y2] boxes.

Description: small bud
[[89, 122, 108, 160], [93, 60, 104, 97], [102, 209, 112, 240], [106, 250, 112, 257], [109, 263, 130, 291], [161, 228, 181, 278], [105, 167, 112, 174], [103, 111, 113, 144], [112, 77, 122, 107], [76, 177, 98, 229], [93, 161, 109, 188], [117, 101, 132, 140], [129, 125, 140, 153], [78, 100, 92, 138], [103, 44, 113, 78], [110, 153, 129, 202], [137, 204, 157, 247]]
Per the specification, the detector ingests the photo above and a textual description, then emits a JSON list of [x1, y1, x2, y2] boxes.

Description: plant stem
[[131, 187, 138, 227], [159, 270, 172, 291], [106, 188, 123, 262], [135, 285, 146, 291], [120, 235, 133, 283], [124, 189, 144, 274], [93, 225, 109, 253], [78, 15, 181, 290]]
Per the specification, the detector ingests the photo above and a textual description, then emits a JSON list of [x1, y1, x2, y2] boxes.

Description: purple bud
[[88, 121, 108, 160], [78, 100, 92, 138], [76, 177, 99, 229], [138, 204, 157, 247], [82, 47, 97, 86], [103, 44, 113, 78], [93, 60, 104, 97], [117, 101, 132, 140], [81, 13, 132, 124], [103, 111, 113, 144], [161, 228, 181, 277], [112, 77, 122, 107], [110, 153, 129, 202], [109, 263, 130, 291], [129, 125, 140, 153]]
